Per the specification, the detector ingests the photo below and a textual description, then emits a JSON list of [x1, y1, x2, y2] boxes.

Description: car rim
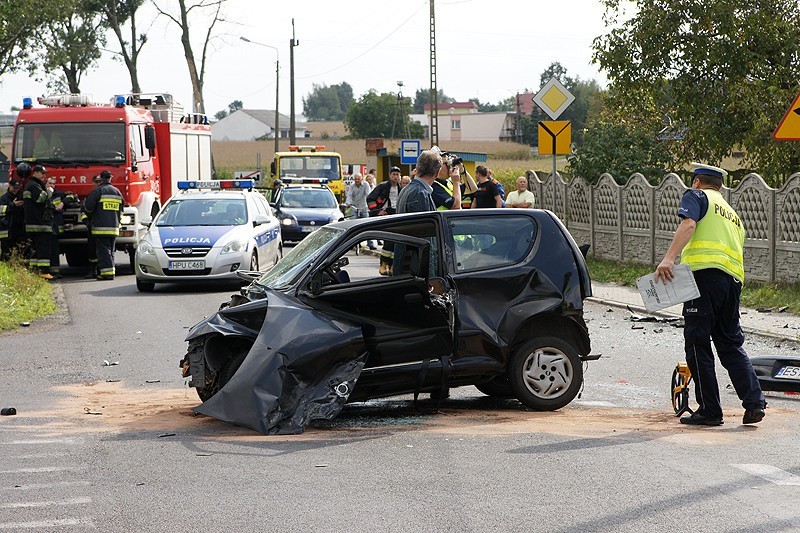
[[522, 347, 573, 399], [250, 254, 258, 271]]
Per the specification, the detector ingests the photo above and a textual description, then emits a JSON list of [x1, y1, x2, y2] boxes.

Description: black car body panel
[[183, 209, 593, 434], [751, 356, 800, 392]]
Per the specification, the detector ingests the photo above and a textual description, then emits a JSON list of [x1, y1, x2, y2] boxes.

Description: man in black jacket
[[366, 167, 402, 275], [0, 179, 27, 261], [23, 165, 54, 279], [83, 170, 123, 280]]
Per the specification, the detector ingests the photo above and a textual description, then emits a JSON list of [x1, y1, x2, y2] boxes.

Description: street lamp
[[240, 36, 280, 158]]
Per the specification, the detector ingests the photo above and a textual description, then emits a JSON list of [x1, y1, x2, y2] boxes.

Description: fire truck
[[9, 93, 212, 268], [270, 145, 345, 201]]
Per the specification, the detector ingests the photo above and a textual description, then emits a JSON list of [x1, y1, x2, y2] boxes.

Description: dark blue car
[[271, 183, 344, 242]]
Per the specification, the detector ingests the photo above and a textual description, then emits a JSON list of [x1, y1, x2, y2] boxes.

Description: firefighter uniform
[[673, 163, 765, 426], [48, 190, 77, 277], [22, 168, 53, 277], [83, 174, 123, 280], [0, 180, 27, 261]]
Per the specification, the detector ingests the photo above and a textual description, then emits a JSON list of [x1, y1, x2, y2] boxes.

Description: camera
[[443, 153, 463, 167]]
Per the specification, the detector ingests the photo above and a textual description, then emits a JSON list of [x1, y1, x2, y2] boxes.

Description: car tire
[[508, 336, 583, 411], [136, 278, 155, 292], [475, 377, 515, 398], [275, 243, 283, 265], [250, 252, 259, 272], [217, 349, 248, 391]]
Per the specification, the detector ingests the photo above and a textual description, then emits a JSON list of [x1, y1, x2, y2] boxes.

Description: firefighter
[[81, 175, 103, 278], [22, 164, 54, 279], [0, 178, 27, 262], [83, 170, 123, 280], [46, 176, 69, 278]]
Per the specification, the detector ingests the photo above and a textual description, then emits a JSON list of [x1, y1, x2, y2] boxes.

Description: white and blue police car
[[134, 180, 282, 292]]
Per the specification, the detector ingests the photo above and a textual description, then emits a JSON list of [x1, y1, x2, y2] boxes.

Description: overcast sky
[[0, 0, 616, 116]]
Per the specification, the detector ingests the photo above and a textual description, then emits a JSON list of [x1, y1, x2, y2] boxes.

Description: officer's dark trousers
[[29, 232, 51, 272], [95, 236, 116, 278], [683, 268, 765, 418], [49, 231, 61, 274]]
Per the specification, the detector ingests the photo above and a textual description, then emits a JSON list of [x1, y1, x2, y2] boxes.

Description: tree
[[469, 97, 515, 113], [530, 63, 600, 147], [592, 0, 800, 181], [302, 82, 353, 120], [228, 99, 243, 113], [0, 0, 68, 77], [37, 1, 106, 93], [566, 121, 673, 183], [92, 0, 148, 93], [154, 0, 226, 114], [540, 62, 575, 90], [345, 90, 424, 139], [214, 109, 228, 121], [412, 88, 454, 114]]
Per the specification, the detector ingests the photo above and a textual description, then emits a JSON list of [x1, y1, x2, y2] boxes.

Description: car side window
[[451, 215, 536, 272], [250, 196, 267, 217]]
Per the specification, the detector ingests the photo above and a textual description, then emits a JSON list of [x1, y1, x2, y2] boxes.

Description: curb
[[588, 296, 798, 344]]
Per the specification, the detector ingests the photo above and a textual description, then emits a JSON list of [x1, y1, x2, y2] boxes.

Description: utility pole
[[515, 92, 523, 143], [289, 18, 299, 145], [429, 0, 438, 147]]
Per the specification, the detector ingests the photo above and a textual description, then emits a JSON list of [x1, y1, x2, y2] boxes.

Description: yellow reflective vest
[[681, 189, 745, 283]]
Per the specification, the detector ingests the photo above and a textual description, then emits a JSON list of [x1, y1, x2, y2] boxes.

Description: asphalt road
[[2, 255, 800, 532]]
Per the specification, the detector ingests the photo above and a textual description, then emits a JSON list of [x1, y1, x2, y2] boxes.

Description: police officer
[[656, 163, 766, 426], [0, 178, 27, 261], [83, 170, 123, 280], [22, 164, 54, 279]]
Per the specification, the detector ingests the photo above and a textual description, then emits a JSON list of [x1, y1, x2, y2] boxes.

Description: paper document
[[636, 263, 700, 313]]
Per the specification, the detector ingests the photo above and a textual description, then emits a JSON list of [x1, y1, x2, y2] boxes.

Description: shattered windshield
[[255, 226, 344, 289], [14, 123, 126, 164]]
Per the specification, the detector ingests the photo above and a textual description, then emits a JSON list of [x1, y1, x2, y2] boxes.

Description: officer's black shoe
[[743, 408, 765, 425], [84, 268, 97, 279], [680, 412, 724, 426]]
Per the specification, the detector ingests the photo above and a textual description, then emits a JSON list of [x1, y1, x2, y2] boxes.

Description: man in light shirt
[[505, 176, 535, 208]]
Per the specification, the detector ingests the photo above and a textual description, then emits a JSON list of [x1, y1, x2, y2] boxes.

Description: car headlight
[[221, 240, 247, 254], [281, 217, 296, 226], [138, 239, 155, 256], [120, 213, 135, 226]]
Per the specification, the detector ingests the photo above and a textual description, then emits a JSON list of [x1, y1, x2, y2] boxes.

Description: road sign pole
[[552, 143, 557, 215]]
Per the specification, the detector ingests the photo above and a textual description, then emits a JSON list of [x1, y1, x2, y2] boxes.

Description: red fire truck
[[9, 93, 212, 268]]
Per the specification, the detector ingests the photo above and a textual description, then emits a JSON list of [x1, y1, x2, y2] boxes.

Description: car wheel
[[217, 349, 248, 390], [250, 252, 258, 271], [136, 278, 155, 292], [475, 377, 515, 398], [275, 243, 283, 265], [508, 337, 583, 410]]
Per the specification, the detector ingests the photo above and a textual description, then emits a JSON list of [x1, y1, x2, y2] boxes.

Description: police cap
[[691, 162, 728, 179]]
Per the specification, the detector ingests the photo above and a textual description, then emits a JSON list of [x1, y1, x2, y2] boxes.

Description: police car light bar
[[280, 177, 329, 184], [177, 179, 255, 190]]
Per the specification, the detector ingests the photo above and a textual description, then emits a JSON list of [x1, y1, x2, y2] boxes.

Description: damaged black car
[[180, 209, 595, 434]]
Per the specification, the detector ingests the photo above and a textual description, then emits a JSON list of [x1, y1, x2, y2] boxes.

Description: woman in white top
[[505, 176, 535, 208]]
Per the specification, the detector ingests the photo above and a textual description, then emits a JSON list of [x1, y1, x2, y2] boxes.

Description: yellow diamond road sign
[[774, 91, 800, 141], [533, 77, 575, 120]]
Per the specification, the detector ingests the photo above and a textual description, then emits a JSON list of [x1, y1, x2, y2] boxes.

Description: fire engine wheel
[[508, 337, 583, 411], [136, 278, 155, 292]]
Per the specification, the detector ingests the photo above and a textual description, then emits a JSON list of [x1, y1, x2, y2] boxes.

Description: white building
[[410, 111, 518, 142], [211, 109, 307, 141]]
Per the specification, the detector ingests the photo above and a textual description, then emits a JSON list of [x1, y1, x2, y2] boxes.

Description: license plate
[[302, 226, 319, 233], [169, 260, 205, 270], [775, 366, 800, 380]]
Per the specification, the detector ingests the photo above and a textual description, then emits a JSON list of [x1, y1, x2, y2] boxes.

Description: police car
[[270, 177, 345, 243], [134, 180, 282, 292]]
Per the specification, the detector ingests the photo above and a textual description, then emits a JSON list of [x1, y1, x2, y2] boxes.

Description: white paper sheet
[[636, 263, 701, 312]]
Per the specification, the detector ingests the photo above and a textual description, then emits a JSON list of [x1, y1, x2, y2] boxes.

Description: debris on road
[[84, 407, 102, 415], [157, 433, 175, 438], [1, 407, 17, 416], [106, 379, 121, 383], [778, 306, 789, 313], [19, 322, 30, 327], [145, 380, 160, 383], [196, 453, 213, 457], [631, 324, 644, 330], [103, 360, 120, 366], [757, 307, 773, 313]]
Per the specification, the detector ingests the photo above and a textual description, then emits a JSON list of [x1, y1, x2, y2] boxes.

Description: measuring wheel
[[671, 362, 694, 417]]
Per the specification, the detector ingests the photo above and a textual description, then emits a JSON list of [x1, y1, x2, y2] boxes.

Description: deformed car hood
[[193, 289, 367, 434]]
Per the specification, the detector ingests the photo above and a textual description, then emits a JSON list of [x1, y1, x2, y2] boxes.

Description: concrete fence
[[525, 171, 800, 283]]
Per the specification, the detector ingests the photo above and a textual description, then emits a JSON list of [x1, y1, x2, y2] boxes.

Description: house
[[411, 111, 519, 142], [211, 109, 307, 141]]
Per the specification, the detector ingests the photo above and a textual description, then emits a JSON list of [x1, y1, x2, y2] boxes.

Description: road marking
[[0, 467, 80, 474], [11, 452, 70, 460], [0, 518, 91, 529], [733, 464, 800, 486], [0, 439, 80, 445], [0, 497, 91, 509], [0, 481, 90, 491]]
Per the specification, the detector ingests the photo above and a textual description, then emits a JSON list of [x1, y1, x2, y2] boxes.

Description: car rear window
[[451, 215, 537, 271]]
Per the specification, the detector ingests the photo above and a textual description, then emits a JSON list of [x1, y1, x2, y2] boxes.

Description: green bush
[[0, 259, 56, 331]]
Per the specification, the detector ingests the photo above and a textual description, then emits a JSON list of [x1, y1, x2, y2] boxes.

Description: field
[[211, 138, 568, 190]]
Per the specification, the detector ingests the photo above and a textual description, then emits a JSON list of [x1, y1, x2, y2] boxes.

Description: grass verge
[[587, 256, 800, 314], [0, 260, 57, 331]]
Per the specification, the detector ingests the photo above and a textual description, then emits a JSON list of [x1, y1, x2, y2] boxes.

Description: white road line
[[0, 439, 80, 445], [733, 464, 800, 486], [0, 497, 91, 509], [0, 518, 91, 529], [10, 452, 69, 460], [0, 481, 90, 491], [0, 467, 80, 474]]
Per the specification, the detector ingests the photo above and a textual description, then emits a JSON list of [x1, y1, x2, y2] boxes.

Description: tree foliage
[[592, 0, 800, 181], [345, 90, 424, 139], [0, 0, 68, 77], [531, 62, 600, 147], [302, 82, 354, 121], [38, 0, 106, 93]]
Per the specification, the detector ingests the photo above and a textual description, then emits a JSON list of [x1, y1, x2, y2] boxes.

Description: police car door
[[250, 195, 279, 265], [298, 226, 454, 382]]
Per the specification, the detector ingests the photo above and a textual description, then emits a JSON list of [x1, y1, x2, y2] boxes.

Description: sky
[[0, 0, 616, 117]]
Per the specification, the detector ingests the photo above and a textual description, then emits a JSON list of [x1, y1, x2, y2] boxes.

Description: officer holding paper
[[655, 163, 765, 427]]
